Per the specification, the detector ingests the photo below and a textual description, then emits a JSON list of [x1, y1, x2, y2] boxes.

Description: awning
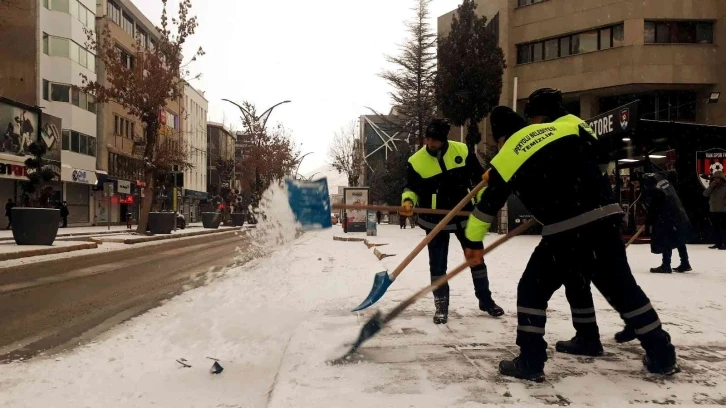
[[61, 165, 98, 185], [94, 171, 117, 191]]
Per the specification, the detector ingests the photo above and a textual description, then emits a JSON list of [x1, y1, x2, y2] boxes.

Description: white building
[[182, 82, 208, 222], [39, 0, 99, 225]]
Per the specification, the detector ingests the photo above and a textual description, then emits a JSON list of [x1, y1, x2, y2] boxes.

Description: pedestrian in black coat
[[5, 198, 14, 230], [60, 201, 69, 228], [642, 172, 693, 273]]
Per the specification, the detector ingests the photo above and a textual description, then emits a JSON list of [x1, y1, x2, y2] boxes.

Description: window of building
[[517, 0, 546, 6], [122, 13, 134, 36], [118, 47, 135, 69], [62, 130, 70, 150], [516, 23, 623, 64], [645, 21, 714, 44], [544, 38, 559, 60], [88, 136, 96, 156], [51, 83, 70, 102], [70, 41, 79, 62], [42, 33, 49, 54], [136, 29, 148, 48], [87, 95, 96, 114], [71, 131, 80, 152], [114, 116, 119, 135], [50, 0, 69, 12], [42, 80, 49, 100], [44, 34, 95, 71], [71, 87, 80, 106], [49, 36, 69, 58], [108, 1, 121, 26], [79, 132, 88, 154]]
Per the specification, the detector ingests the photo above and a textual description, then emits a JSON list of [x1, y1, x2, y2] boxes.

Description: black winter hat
[[490, 106, 527, 141], [524, 88, 563, 119], [425, 119, 451, 142]]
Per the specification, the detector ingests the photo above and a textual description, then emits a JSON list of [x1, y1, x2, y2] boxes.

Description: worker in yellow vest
[[401, 118, 504, 324]]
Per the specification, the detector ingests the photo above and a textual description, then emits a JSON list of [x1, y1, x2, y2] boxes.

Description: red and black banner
[[696, 148, 726, 188]]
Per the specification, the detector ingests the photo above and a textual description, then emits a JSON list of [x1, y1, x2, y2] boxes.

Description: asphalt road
[[0, 231, 249, 362]]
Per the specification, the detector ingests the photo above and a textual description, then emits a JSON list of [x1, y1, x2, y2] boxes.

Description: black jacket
[[642, 172, 693, 253], [60, 205, 69, 217], [405, 141, 484, 229], [474, 123, 616, 231], [5, 202, 14, 216]]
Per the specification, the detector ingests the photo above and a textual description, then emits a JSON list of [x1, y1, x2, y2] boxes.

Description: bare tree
[[328, 120, 363, 187], [81, 0, 204, 233], [375, 0, 437, 149]]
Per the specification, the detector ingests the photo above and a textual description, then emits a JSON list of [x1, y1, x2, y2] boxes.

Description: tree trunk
[[135, 170, 155, 233]]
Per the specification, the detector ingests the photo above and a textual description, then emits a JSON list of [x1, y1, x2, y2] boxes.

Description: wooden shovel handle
[[625, 225, 646, 248], [332, 203, 470, 217], [383, 218, 539, 324]]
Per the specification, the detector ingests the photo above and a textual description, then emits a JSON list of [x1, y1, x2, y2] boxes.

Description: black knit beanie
[[490, 106, 527, 141]]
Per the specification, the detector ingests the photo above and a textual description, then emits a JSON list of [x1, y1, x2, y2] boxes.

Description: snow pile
[[240, 181, 301, 263]]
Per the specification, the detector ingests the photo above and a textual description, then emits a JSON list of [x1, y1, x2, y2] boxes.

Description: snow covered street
[[1, 224, 725, 407]]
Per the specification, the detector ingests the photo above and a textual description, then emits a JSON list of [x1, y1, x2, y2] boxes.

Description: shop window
[[42, 79, 49, 101], [71, 131, 80, 152], [62, 130, 70, 150], [544, 39, 558, 60]]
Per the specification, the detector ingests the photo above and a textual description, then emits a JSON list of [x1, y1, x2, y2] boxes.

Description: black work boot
[[479, 299, 504, 317], [650, 265, 672, 274], [614, 325, 636, 343], [433, 297, 449, 324], [643, 354, 681, 376], [674, 263, 692, 273], [498, 356, 545, 382], [555, 336, 604, 357]]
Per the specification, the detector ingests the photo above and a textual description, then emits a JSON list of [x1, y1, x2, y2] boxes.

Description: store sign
[[62, 167, 97, 185], [587, 101, 639, 139], [0, 161, 27, 179], [72, 169, 88, 183], [183, 189, 209, 200], [696, 148, 726, 189], [0, 100, 38, 156], [118, 180, 131, 194]]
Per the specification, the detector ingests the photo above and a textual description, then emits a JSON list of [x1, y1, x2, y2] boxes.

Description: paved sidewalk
[[0, 226, 132, 241]]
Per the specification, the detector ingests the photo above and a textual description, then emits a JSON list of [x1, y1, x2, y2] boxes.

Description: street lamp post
[[294, 152, 314, 179]]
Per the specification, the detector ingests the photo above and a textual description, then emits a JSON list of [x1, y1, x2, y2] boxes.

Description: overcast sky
[[132, 0, 462, 174]]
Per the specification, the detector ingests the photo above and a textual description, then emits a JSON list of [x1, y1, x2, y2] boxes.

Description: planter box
[[202, 212, 221, 229], [11, 208, 60, 246], [148, 212, 174, 234], [230, 213, 246, 227]]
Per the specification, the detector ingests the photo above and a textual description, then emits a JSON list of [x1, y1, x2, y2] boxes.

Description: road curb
[[0, 230, 244, 273], [0, 229, 132, 242], [0, 242, 98, 262], [95, 228, 239, 244]]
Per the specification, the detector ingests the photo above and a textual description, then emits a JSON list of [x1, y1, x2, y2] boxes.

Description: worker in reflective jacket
[[402, 118, 504, 325], [463, 106, 678, 382], [521, 88, 614, 358]]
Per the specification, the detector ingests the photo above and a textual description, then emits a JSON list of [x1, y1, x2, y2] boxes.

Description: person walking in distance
[[376, 210, 382, 225], [642, 172, 693, 273], [60, 201, 70, 228], [402, 118, 504, 324], [5, 198, 14, 230], [465, 106, 678, 381], [522, 88, 614, 358], [704, 171, 726, 249]]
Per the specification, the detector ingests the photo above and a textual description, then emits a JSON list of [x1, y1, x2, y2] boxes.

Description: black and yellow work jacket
[[402, 141, 485, 230], [465, 121, 621, 242]]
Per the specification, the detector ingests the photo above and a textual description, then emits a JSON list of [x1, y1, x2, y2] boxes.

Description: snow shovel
[[336, 218, 538, 361], [625, 225, 646, 248], [350, 179, 488, 312]]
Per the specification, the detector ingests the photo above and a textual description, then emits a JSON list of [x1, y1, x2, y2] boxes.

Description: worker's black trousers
[[425, 228, 491, 304], [516, 217, 675, 366]]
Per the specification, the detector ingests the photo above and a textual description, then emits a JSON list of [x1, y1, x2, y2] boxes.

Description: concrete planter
[[202, 212, 221, 229], [230, 213, 246, 227], [11, 208, 60, 246], [148, 212, 174, 234]]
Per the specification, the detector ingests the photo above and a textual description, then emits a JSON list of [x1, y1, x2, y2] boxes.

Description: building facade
[[95, 0, 184, 224], [438, 0, 726, 137], [41, 0, 99, 224], [206, 122, 234, 200], [182, 82, 208, 222]]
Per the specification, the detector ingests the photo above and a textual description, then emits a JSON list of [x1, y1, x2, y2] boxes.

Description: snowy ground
[[1, 224, 725, 407]]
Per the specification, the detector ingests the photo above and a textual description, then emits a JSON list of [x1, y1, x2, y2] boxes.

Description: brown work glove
[[400, 200, 414, 217]]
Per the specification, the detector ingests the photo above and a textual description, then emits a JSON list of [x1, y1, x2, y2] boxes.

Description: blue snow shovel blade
[[285, 178, 332, 231], [351, 271, 393, 312]]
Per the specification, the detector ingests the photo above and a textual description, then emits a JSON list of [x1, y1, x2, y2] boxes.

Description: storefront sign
[[183, 189, 209, 200], [62, 167, 98, 185], [0, 99, 38, 156], [0, 161, 27, 179], [118, 180, 131, 194], [697, 148, 726, 189], [344, 187, 369, 233], [587, 101, 639, 139]]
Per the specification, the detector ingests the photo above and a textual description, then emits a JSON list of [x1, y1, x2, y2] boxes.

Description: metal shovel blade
[[330, 310, 385, 364], [351, 271, 393, 312], [284, 178, 332, 231]]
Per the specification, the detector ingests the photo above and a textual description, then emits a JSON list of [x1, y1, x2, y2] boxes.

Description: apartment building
[[95, 0, 184, 224], [438, 0, 725, 142], [206, 122, 234, 199], [40, 0, 99, 224], [182, 82, 208, 222]]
